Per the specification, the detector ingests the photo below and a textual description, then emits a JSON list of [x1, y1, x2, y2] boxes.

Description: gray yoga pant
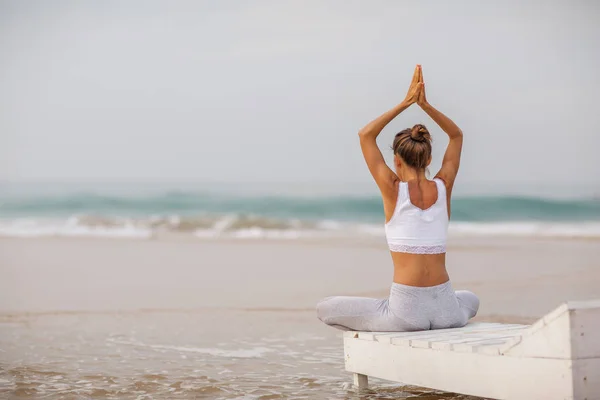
[[316, 281, 479, 332]]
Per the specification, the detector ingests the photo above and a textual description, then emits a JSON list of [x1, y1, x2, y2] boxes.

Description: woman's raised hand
[[416, 65, 428, 107], [403, 65, 422, 105]]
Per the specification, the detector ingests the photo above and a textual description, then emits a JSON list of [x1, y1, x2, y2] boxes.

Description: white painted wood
[[452, 337, 519, 353], [353, 373, 368, 389], [347, 323, 525, 345], [342, 300, 600, 399], [573, 358, 600, 400], [439, 330, 524, 348], [344, 337, 574, 400], [412, 333, 507, 350], [478, 343, 504, 356], [502, 304, 571, 359], [356, 332, 400, 343], [570, 305, 600, 359], [354, 323, 512, 340], [412, 327, 527, 350], [502, 301, 600, 360], [388, 324, 525, 347]]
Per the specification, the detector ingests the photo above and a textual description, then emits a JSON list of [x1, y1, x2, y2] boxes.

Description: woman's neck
[[398, 168, 427, 181]]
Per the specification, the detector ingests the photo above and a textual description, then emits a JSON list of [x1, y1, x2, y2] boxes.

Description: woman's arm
[[359, 65, 421, 198], [417, 76, 463, 191]]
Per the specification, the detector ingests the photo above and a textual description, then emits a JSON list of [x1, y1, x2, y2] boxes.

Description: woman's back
[[386, 178, 450, 286]]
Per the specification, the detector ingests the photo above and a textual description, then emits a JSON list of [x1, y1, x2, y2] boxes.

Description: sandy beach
[[1, 235, 599, 399]]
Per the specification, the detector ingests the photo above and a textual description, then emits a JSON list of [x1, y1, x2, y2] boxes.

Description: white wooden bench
[[343, 300, 600, 400]]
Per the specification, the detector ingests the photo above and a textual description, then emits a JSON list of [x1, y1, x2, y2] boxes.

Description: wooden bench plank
[[428, 329, 527, 351], [349, 322, 508, 340], [344, 323, 526, 343], [390, 325, 526, 347], [452, 336, 525, 353], [410, 327, 527, 349]]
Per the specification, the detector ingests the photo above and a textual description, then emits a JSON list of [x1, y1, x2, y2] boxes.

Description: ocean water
[[0, 310, 480, 400], [0, 183, 599, 239]]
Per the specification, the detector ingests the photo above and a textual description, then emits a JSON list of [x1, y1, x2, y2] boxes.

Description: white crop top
[[385, 178, 448, 254]]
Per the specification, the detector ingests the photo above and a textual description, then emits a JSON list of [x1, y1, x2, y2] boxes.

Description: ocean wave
[[449, 222, 600, 238], [1, 191, 599, 222], [0, 217, 152, 239], [105, 338, 273, 358], [1, 187, 599, 240], [1, 215, 599, 239]]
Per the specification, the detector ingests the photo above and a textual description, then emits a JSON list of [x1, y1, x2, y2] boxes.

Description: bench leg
[[353, 373, 368, 389]]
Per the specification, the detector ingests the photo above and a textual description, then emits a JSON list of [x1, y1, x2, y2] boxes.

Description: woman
[[316, 65, 479, 332]]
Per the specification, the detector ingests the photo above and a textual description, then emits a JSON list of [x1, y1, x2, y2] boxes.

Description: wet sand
[[0, 236, 599, 398], [2, 236, 598, 317]]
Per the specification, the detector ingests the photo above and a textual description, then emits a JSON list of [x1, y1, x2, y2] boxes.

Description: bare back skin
[[358, 65, 463, 288]]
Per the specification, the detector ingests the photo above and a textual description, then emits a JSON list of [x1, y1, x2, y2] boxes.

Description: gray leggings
[[316, 281, 479, 332]]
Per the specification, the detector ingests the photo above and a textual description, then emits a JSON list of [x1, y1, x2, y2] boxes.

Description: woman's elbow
[[450, 129, 463, 139], [358, 128, 375, 139]]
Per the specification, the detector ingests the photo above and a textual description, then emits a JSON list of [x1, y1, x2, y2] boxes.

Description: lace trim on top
[[388, 243, 446, 254]]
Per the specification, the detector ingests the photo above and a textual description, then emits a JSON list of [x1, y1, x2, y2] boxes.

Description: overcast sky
[[1, 1, 599, 196]]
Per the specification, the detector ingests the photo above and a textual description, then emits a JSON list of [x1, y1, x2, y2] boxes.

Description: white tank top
[[384, 178, 448, 254]]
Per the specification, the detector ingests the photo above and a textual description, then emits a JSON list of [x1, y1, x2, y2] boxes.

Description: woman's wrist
[[400, 99, 413, 109], [419, 101, 431, 111]]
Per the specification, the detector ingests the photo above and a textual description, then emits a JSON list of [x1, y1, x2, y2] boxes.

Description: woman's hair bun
[[392, 124, 433, 170], [410, 124, 429, 142]]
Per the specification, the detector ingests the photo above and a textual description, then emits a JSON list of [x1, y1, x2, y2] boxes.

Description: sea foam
[[0, 216, 599, 239]]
